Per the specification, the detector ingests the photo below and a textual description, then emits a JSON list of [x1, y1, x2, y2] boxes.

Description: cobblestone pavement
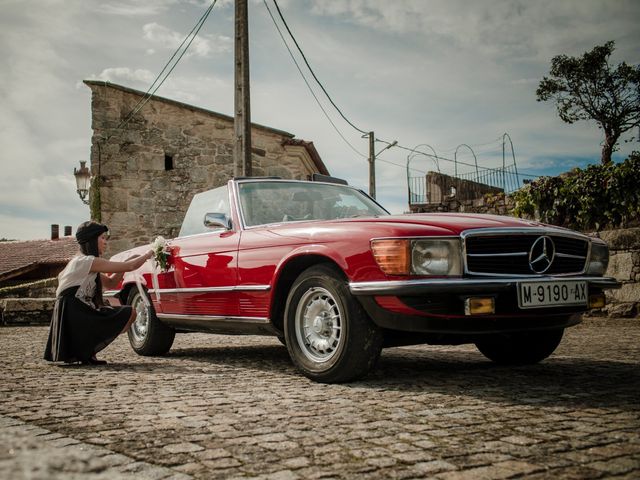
[[1, 319, 639, 480]]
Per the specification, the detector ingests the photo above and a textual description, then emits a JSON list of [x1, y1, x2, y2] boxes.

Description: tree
[[536, 41, 640, 164]]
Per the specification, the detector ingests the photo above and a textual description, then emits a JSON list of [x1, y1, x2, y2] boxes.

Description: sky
[[1, 0, 638, 240]]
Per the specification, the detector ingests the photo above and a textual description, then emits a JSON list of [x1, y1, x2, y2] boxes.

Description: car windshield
[[238, 181, 389, 227]]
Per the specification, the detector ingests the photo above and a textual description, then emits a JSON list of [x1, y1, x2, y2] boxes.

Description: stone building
[[84, 80, 329, 254]]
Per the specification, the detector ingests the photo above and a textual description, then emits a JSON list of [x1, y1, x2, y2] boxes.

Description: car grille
[[464, 233, 589, 276]]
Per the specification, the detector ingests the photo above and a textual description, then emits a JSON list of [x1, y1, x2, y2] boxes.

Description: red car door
[[162, 230, 240, 316]]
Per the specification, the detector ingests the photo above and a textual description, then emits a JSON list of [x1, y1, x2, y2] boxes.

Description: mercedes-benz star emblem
[[529, 236, 555, 273]]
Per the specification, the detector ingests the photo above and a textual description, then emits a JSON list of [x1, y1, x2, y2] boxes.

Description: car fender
[[266, 243, 352, 331], [273, 243, 352, 285]]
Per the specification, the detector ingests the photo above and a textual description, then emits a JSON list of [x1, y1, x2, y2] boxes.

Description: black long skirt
[[44, 286, 132, 363]]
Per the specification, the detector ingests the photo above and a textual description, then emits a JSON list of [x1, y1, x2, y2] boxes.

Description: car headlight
[[371, 238, 462, 276], [586, 240, 609, 275], [411, 239, 462, 275]]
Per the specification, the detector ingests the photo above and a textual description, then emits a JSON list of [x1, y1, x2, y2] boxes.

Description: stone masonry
[[598, 228, 640, 317], [426, 172, 503, 203], [411, 191, 515, 216], [84, 81, 329, 255]]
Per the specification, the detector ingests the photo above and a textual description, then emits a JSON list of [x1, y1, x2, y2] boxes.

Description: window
[[179, 185, 231, 237], [164, 154, 174, 171]]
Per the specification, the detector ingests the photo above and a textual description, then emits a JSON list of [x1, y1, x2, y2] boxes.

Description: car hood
[[258, 213, 568, 241], [360, 213, 550, 235]]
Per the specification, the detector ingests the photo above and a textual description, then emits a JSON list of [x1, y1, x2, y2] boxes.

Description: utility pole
[[368, 131, 375, 198], [367, 132, 397, 200], [234, 0, 252, 177]]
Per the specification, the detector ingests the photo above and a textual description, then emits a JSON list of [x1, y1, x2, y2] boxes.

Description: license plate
[[518, 280, 587, 309]]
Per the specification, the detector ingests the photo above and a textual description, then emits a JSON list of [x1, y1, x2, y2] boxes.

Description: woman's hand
[[125, 250, 153, 262], [127, 251, 153, 270]]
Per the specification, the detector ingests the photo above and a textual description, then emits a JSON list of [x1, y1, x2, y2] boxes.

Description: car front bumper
[[349, 276, 620, 296], [349, 276, 621, 335]]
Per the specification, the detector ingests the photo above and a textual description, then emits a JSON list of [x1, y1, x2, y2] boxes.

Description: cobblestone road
[[1, 319, 639, 479]]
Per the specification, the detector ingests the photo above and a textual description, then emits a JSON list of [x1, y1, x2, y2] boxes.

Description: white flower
[[151, 236, 170, 271], [152, 236, 166, 251]]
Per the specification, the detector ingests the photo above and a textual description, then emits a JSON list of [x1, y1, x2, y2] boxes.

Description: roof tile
[[0, 237, 78, 278]]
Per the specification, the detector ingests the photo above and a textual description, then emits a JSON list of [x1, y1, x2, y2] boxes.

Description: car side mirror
[[203, 213, 231, 230]]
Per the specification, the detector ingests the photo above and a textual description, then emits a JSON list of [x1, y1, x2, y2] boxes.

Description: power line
[[269, 0, 539, 181], [271, 0, 369, 135], [379, 156, 427, 175], [268, 0, 533, 179], [263, 0, 367, 158], [106, 0, 218, 139]]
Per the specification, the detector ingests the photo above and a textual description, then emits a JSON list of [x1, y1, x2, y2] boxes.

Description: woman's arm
[[90, 251, 154, 274], [101, 271, 125, 289]]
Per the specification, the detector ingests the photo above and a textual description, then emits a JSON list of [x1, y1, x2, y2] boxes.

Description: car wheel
[[127, 288, 175, 356], [284, 264, 383, 383], [475, 328, 564, 365]]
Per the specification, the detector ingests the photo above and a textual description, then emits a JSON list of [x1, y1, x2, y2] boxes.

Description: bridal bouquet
[[151, 236, 170, 272]]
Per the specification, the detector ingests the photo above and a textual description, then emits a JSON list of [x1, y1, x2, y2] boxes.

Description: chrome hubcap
[[295, 287, 342, 362], [130, 294, 149, 344]]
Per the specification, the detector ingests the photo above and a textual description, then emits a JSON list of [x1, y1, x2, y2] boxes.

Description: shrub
[[512, 152, 640, 230]]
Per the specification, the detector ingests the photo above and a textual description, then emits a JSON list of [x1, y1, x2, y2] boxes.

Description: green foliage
[[512, 153, 640, 231], [536, 41, 640, 164]]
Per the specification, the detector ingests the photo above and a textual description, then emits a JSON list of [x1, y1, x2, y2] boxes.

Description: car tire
[[284, 264, 383, 383], [127, 287, 175, 356], [475, 328, 564, 365]]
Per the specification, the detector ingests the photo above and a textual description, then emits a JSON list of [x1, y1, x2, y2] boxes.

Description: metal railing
[[455, 164, 522, 193], [406, 134, 525, 206]]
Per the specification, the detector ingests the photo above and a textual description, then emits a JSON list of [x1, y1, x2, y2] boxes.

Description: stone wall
[[411, 172, 503, 209], [412, 191, 514, 215], [597, 228, 640, 317], [0, 278, 57, 299], [1, 298, 54, 326], [0, 279, 57, 325], [85, 81, 328, 255]]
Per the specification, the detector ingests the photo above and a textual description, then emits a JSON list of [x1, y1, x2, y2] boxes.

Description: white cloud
[[99, 0, 180, 16], [142, 22, 231, 57], [155, 74, 230, 106], [307, 0, 639, 72], [90, 67, 156, 90]]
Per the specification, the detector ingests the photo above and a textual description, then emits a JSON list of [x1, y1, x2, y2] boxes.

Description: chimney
[[64, 225, 72, 237], [51, 224, 59, 240]]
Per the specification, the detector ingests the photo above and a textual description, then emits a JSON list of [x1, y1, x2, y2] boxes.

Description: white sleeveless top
[[56, 255, 98, 307]]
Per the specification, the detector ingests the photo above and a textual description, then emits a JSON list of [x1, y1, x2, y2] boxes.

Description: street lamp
[[74, 161, 91, 205]]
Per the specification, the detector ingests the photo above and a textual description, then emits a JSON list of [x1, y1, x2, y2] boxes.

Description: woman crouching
[[44, 221, 154, 365]]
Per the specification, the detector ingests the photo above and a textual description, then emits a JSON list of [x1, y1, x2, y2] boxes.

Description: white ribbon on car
[[150, 258, 161, 304], [134, 273, 151, 309]]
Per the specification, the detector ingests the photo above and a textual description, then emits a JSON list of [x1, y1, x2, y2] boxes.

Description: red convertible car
[[106, 176, 619, 382]]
